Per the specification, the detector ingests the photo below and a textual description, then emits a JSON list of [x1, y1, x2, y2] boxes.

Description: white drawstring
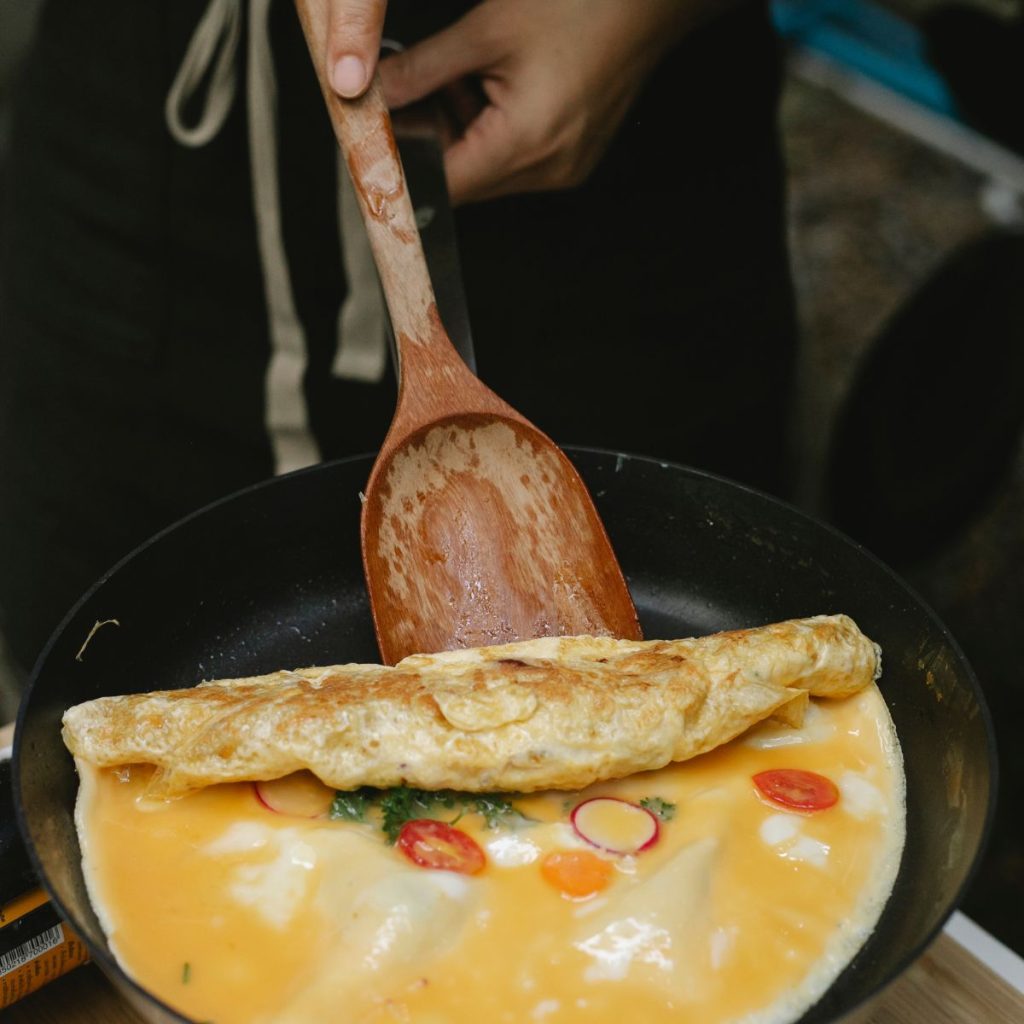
[[247, 0, 321, 474], [165, 0, 242, 147], [165, 0, 388, 475]]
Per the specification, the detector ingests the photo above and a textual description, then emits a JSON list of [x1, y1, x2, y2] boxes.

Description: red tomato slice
[[753, 769, 839, 811], [396, 819, 486, 875]]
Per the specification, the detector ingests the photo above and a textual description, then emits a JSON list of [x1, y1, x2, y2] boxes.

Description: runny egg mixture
[[75, 684, 904, 1024]]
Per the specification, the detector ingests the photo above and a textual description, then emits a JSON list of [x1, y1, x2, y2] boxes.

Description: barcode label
[[0, 924, 64, 977]]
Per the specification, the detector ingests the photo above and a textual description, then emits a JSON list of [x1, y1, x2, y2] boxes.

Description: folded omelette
[[62, 614, 880, 798]]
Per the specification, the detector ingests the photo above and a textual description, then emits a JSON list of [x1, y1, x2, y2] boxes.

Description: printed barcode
[[0, 924, 64, 977]]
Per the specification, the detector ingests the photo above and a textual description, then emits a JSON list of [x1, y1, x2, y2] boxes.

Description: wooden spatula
[[296, 5, 641, 663]]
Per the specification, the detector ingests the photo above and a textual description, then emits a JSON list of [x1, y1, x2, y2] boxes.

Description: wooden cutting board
[[3, 723, 1022, 1023]]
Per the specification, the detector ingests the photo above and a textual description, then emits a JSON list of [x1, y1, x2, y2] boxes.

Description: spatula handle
[[294, 1, 440, 366], [393, 104, 477, 376]]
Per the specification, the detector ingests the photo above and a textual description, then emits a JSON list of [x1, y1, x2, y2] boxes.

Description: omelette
[[66, 615, 905, 1024], [63, 614, 879, 799]]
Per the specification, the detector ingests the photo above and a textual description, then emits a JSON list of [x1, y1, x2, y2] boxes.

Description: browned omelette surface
[[63, 615, 879, 798]]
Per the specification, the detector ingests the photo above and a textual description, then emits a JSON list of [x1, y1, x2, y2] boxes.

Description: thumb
[[326, 0, 388, 98]]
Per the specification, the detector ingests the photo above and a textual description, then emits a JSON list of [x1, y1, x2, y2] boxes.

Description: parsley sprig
[[639, 796, 677, 821], [330, 785, 525, 842]]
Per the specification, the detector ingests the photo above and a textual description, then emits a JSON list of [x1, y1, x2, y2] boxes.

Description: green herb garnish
[[379, 788, 446, 842], [639, 796, 677, 821], [182, 962, 191, 984], [467, 794, 520, 829], [329, 787, 374, 823], [332, 785, 526, 843]]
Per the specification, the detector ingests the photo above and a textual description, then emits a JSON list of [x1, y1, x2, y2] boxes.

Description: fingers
[[326, 0, 388, 98], [379, 11, 498, 109], [444, 105, 527, 205]]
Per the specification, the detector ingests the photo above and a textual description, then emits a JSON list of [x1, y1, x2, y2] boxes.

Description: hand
[[313, 0, 389, 99], [378, 0, 708, 204]]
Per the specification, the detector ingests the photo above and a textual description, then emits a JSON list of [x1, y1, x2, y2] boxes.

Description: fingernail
[[331, 55, 368, 98]]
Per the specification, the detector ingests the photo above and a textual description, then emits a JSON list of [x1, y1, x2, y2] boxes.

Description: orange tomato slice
[[540, 850, 614, 898]]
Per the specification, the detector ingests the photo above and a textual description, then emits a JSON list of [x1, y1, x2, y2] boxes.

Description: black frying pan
[[13, 449, 996, 1024]]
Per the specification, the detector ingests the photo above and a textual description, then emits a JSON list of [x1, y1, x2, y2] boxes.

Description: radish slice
[[570, 797, 659, 855], [254, 772, 334, 818]]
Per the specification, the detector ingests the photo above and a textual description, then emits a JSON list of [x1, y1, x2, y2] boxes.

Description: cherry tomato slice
[[396, 819, 486, 874], [753, 769, 839, 811]]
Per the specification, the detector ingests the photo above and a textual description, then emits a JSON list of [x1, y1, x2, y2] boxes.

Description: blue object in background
[[771, 0, 960, 118]]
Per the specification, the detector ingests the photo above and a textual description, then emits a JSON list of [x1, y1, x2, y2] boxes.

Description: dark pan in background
[[13, 450, 996, 1024]]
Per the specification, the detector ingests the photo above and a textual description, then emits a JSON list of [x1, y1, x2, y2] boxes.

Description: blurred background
[[773, 0, 1024, 959], [1, 0, 1022, 956]]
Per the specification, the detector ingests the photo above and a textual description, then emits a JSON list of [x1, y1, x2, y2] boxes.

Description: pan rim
[[12, 446, 999, 1024]]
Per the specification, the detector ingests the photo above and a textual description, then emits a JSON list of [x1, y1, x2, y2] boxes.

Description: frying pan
[[13, 448, 996, 1024]]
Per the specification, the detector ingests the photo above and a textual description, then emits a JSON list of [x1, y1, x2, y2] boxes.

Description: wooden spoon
[[296, 4, 641, 663]]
